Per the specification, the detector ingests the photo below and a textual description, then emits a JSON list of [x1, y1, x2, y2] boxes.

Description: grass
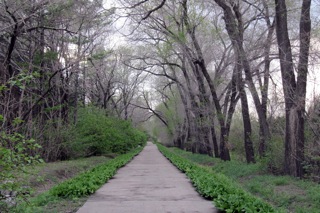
[[14, 193, 88, 213], [158, 144, 275, 212], [2, 156, 110, 213], [49, 147, 143, 198], [6, 147, 143, 213], [20, 156, 112, 196], [168, 147, 320, 213]]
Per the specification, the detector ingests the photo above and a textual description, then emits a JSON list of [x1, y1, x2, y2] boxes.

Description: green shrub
[[0, 132, 43, 212], [65, 107, 147, 158], [260, 136, 285, 175], [157, 144, 277, 212]]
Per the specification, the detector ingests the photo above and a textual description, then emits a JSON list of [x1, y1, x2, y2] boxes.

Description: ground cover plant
[[24, 156, 112, 196], [12, 146, 144, 213], [157, 143, 276, 213], [50, 147, 143, 198], [0, 156, 108, 213], [168, 147, 320, 213]]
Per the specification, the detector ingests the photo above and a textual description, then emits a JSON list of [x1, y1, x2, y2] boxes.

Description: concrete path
[[77, 142, 218, 213]]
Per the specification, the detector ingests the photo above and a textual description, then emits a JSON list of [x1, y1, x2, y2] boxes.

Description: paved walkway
[[77, 142, 218, 213]]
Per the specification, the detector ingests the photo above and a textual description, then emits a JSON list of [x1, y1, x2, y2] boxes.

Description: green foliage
[[169, 146, 320, 212], [66, 107, 147, 158], [50, 147, 142, 198], [89, 49, 113, 60], [0, 85, 7, 92], [170, 147, 216, 165], [152, 89, 183, 144], [171, 147, 262, 178], [304, 96, 320, 180], [0, 131, 42, 211], [0, 132, 42, 178], [8, 72, 37, 89], [33, 51, 58, 66], [12, 118, 24, 126], [261, 136, 285, 175], [7, 156, 109, 212], [14, 147, 143, 212], [157, 144, 276, 212], [212, 160, 262, 179]]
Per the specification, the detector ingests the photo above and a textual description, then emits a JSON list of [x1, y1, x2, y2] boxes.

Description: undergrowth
[[12, 146, 144, 213], [157, 144, 277, 213], [65, 107, 147, 158], [168, 146, 320, 213]]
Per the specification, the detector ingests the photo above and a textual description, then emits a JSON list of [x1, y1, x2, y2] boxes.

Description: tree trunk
[[236, 60, 255, 163], [295, 0, 311, 177], [275, 0, 311, 177], [210, 125, 219, 158], [180, 56, 201, 152], [181, 0, 230, 159], [259, 1, 275, 156], [214, 0, 270, 159], [224, 67, 240, 144]]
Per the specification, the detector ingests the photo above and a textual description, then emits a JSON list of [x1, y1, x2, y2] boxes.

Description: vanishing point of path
[[77, 142, 218, 213]]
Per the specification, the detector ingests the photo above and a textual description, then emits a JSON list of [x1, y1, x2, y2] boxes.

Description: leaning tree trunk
[[181, 0, 230, 160]]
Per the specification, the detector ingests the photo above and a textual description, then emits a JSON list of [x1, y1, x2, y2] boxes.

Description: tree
[[0, 0, 116, 161], [212, 0, 276, 162], [274, 0, 311, 177], [115, 0, 318, 172]]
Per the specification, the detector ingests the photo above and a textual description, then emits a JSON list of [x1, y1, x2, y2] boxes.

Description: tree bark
[[275, 0, 311, 177], [259, 1, 275, 157], [236, 59, 255, 163]]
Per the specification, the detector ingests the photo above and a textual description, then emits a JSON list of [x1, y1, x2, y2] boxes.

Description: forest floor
[[17, 155, 113, 212], [168, 147, 320, 213]]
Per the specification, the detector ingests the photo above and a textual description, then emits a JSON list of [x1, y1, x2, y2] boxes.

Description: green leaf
[[13, 117, 24, 126]]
